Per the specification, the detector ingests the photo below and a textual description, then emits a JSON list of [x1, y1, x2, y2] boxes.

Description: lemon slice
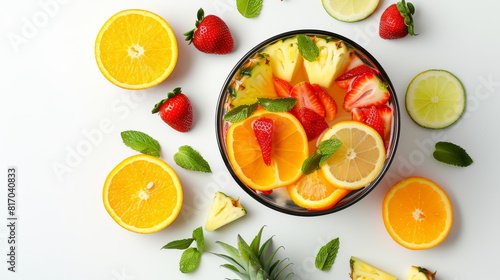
[[322, 0, 379, 22], [406, 70, 465, 129], [320, 121, 385, 190]]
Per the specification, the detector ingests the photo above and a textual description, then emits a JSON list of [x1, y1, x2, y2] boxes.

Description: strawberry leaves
[[397, 0, 417, 36]]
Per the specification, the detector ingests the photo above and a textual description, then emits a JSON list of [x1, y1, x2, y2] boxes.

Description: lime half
[[406, 70, 465, 129], [322, 0, 379, 22]]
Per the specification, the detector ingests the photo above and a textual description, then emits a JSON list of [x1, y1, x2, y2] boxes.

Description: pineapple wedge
[[205, 192, 246, 232], [407, 266, 436, 280], [350, 257, 396, 280], [263, 37, 303, 82], [303, 37, 350, 88], [230, 53, 277, 106]]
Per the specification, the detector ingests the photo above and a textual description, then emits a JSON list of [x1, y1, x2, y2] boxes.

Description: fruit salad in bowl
[[216, 30, 400, 216]]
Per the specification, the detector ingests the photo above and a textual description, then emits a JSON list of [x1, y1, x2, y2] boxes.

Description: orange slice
[[287, 171, 350, 211], [103, 154, 183, 234], [320, 121, 385, 190], [382, 176, 453, 250], [226, 109, 308, 191], [95, 10, 178, 89]]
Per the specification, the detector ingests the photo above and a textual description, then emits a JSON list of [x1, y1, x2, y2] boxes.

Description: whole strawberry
[[152, 87, 193, 132], [184, 8, 234, 55], [379, 0, 417, 39]]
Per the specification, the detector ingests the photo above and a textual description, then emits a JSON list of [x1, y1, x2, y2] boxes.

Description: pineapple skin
[[407, 266, 436, 280]]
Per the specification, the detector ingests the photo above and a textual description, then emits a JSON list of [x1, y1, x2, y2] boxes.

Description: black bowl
[[216, 30, 400, 216]]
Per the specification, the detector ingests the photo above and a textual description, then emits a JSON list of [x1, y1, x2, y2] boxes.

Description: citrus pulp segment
[[320, 121, 385, 190], [287, 171, 350, 211], [226, 110, 309, 191], [95, 10, 178, 89], [322, 0, 380, 22], [405, 69, 465, 129], [382, 176, 453, 250], [103, 154, 183, 234]]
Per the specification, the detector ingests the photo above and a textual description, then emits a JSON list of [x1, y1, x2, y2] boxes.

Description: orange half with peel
[[226, 110, 308, 191], [95, 9, 178, 89], [103, 154, 183, 234], [382, 176, 453, 250]]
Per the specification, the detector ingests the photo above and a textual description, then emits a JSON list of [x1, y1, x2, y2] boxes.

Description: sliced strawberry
[[336, 77, 354, 89], [260, 190, 273, 195], [363, 106, 385, 139], [336, 65, 379, 82], [291, 81, 325, 118], [272, 76, 293, 97], [252, 118, 274, 166], [343, 74, 390, 112], [297, 107, 329, 140], [352, 107, 366, 123], [377, 105, 392, 144], [312, 84, 337, 121]]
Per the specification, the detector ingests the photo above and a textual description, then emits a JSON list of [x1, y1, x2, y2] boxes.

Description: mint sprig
[[161, 238, 195, 250], [257, 97, 297, 112], [180, 248, 202, 273], [236, 0, 263, 18], [433, 141, 473, 167], [162, 226, 205, 274], [302, 139, 342, 174], [223, 103, 258, 123], [297, 34, 319, 62], [315, 238, 340, 271], [121, 130, 161, 158], [174, 145, 212, 172]]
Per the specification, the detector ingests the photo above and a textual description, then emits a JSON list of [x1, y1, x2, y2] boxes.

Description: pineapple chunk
[[350, 257, 396, 280], [303, 38, 350, 88], [263, 37, 303, 82], [407, 266, 436, 280], [205, 192, 246, 232], [230, 53, 277, 106]]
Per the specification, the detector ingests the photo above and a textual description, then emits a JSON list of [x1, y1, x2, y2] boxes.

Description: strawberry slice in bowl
[[297, 107, 329, 141], [335, 65, 379, 89], [312, 84, 337, 121], [343, 74, 390, 112], [291, 81, 326, 118], [252, 117, 274, 166], [272, 76, 293, 97]]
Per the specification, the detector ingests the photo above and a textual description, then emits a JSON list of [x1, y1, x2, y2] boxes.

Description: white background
[[1, 0, 500, 279]]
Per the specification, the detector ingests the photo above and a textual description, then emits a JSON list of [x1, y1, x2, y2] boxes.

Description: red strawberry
[[345, 52, 365, 71], [343, 74, 390, 112], [377, 105, 393, 143], [312, 84, 337, 121], [352, 108, 366, 123], [335, 65, 379, 89], [297, 107, 329, 140], [272, 76, 293, 97], [336, 78, 353, 89], [260, 190, 273, 195], [152, 87, 193, 132], [184, 8, 233, 54], [379, 0, 417, 40], [252, 117, 274, 166], [363, 106, 385, 139], [291, 82, 325, 118]]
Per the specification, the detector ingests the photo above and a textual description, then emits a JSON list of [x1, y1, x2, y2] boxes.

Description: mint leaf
[[224, 103, 258, 123], [174, 145, 212, 172], [257, 97, 297, 112], [297, 34, 319, 62], [192, 227, 204, 254], [302, 139, 342, 174], [161, 238, 195, 250], [179, 248, 202, 273], [237, 0, 263, 18], [121, 130, 161, 157], [433, 141, 473, 167], [315, 238, 339, 271]]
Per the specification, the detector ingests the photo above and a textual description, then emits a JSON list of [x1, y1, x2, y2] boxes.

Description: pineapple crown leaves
[[396, 0, 418, 36], [151, 87, 182, 113], [214, 226, 294, 280], [183, 8, 205, 45]]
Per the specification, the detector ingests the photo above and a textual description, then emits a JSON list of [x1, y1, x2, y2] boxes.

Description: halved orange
[[382, 176, 453, 250], [226, 109, 308, 191], [103, 154, 183, 234], [287, 171, 350, 211], [320, 121, 385, 190], [95, 10, 178, 89]]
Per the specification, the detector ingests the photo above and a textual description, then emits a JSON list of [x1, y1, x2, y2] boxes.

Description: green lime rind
[[405, 69, 466, 129], [322, 0, 379, 23]]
